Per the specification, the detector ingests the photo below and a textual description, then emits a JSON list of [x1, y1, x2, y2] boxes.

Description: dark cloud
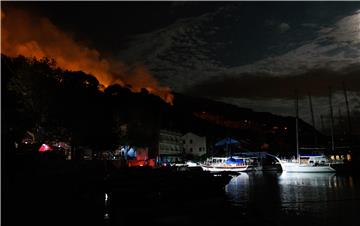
[[278, 22, 290, 33], [301, 23, 319, 28], [186, 65, 360, 100]]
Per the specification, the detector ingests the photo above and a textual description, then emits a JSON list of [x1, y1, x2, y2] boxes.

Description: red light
[[38, 144, 53, 152]]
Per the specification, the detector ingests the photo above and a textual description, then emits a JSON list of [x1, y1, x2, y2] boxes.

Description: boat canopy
[[235, 152, 268, 158], [225, 158, 244, 164], [215, 138, 240, 146], [299, 153, 325, 157]]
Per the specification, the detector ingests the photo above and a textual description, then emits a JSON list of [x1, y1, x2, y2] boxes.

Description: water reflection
[[225, 172, 250, 206], [104, 193, 110, 220], [225, 172, 360, 226], [279, 172, 337, 216]]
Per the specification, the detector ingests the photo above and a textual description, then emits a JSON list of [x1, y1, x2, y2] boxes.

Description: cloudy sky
[[2, 2, 360, 129]]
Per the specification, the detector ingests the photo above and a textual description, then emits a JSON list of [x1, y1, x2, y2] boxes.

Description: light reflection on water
[[225, 172, 360, 226]]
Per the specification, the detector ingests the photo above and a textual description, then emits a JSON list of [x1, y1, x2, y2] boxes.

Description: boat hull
[[200, 164, 249, 172], [281, 162, 336, 173]]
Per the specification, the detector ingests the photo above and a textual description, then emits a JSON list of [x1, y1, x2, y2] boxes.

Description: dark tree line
[[2, 55, 167, 159]]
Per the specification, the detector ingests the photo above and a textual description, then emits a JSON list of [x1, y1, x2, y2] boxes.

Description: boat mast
[[342, 81, 352, 143], [227, 137, 231, 157], [338, 108, 343, 137], [328, 87, 335, 152], [308, 92, 318, 145], [295, 90, 300, 163], [320, 114, 325, 133]]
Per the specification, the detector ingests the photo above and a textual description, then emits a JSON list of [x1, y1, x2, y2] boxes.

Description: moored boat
[[200, 156, 261, 172], [277, 91, 341, 173], [278, 154, 336, 173]]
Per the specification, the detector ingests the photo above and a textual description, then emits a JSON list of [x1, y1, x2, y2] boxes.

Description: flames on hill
[[1, 8, 173, 104]]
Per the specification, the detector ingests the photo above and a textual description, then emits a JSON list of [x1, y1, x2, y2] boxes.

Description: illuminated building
[[157, 129, 184, 163], [182, 132, 207, 157]]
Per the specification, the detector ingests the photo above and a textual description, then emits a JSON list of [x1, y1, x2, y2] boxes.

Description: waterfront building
[[182, 132, 207, 157], [158, 129, 184, 163]]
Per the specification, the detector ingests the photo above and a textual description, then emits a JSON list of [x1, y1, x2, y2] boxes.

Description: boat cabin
[[299, 155, 330, 166]]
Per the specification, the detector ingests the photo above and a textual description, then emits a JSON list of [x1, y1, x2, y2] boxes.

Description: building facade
[[182, 132, 206, 157], [158, 129, 184, 163]]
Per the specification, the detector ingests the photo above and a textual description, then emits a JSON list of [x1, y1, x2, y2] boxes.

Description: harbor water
[[225, 172, 360, 226], [104, 169, 360, 226], [6, 160, 360, 226]]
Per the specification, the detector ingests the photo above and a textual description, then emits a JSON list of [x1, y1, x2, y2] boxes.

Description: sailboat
[[200, 138, 261, 172], [279, 154, 336, 173], [278, 90, 336, 173]]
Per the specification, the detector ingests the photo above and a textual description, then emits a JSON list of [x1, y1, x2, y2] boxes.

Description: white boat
[[278, 154, 336, 173], [277, 92, 337, 173], [185, 161, 200, 167], [200, 157, 261, 172]]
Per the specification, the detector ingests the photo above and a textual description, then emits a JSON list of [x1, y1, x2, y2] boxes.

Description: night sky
[[2, 2, 360, 128]]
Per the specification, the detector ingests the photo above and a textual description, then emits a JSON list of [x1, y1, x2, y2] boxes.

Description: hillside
[[3, 54, 327, 158]]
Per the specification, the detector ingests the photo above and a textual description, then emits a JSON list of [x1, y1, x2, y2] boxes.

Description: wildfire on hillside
[[1, 8, 173, 104]]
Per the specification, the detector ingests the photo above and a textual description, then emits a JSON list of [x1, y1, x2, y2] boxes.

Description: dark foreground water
[[5, 160, 360, 226], [105, 170, 360, 226], [225, 172, 360, 226]]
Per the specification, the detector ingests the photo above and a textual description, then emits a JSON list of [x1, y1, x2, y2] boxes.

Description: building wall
[[158, 129, 184, 163], [182, 132, 206, 157]]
